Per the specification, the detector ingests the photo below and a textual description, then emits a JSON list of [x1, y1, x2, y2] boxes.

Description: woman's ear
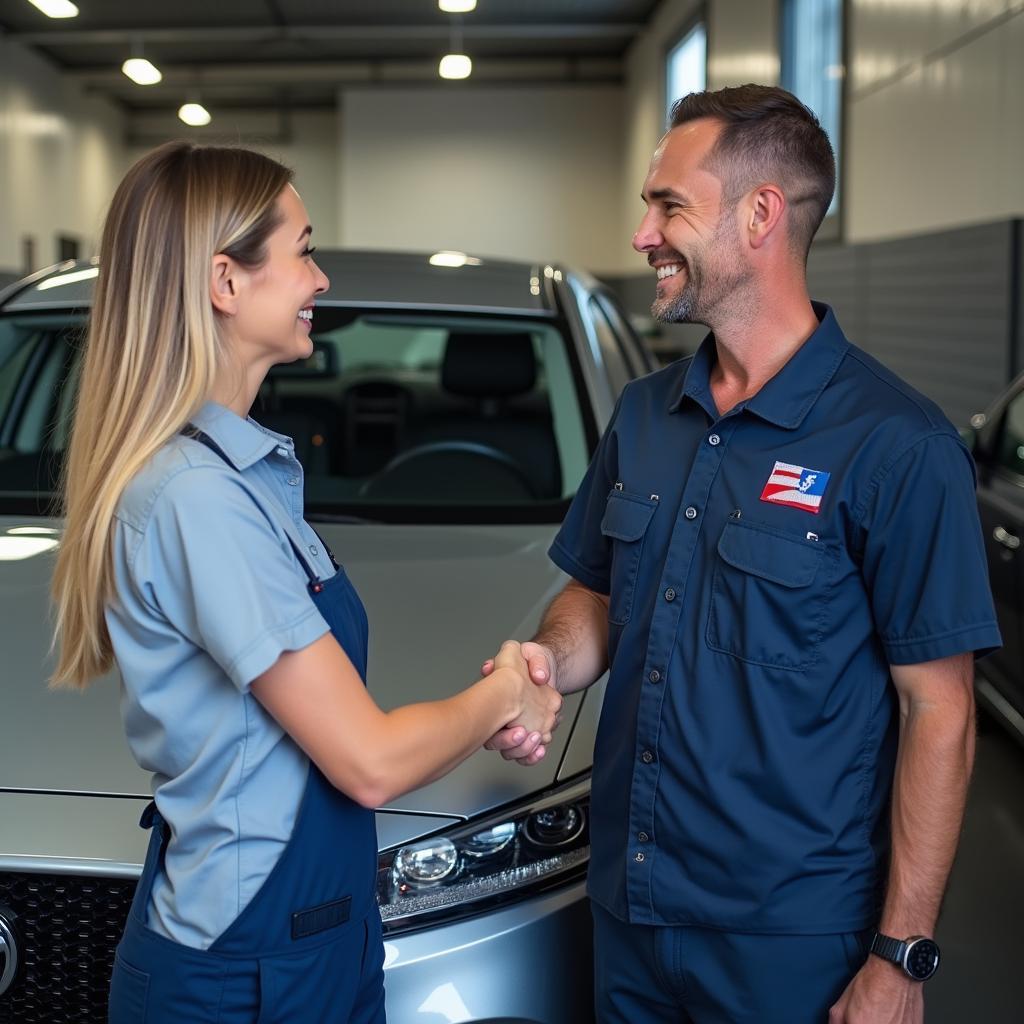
[[210, 253, 239, 316]]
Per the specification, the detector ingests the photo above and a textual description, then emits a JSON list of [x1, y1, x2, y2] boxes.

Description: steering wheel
[[358, 441, 537, 501]]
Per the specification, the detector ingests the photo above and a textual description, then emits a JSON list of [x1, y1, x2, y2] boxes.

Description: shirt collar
[[189, 401, 289, 471], [668, 302, 849, 429]]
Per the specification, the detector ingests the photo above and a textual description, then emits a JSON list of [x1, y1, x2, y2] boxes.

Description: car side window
[[0, 329, 45, 435], [596, 293, 651, 375], [587, 297, 632, 398], [996, 390, 1024, 478]]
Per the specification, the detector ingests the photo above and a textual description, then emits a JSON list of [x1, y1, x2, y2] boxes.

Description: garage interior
[[0, 1, 1022, 1022]]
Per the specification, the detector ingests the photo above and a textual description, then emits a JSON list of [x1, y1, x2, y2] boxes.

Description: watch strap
[[869, 931, 907, 966]]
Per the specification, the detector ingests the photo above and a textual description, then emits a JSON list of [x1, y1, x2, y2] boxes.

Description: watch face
[[905, 938, 940, 980]]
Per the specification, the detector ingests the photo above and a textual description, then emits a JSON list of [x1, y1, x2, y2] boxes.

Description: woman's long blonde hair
[[51, 142, 293, 689]]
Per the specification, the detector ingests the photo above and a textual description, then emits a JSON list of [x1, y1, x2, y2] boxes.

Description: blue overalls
[[108, 429, 386, 1023]]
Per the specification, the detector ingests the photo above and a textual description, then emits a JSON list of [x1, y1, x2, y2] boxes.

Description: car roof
[[0, 250, 562, 317]]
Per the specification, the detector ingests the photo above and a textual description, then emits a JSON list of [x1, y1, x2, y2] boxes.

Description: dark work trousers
[[593, 901, 871, 1024]]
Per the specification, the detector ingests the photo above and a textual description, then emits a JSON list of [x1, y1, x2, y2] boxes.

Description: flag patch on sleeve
[[759, 461, 830, 514]]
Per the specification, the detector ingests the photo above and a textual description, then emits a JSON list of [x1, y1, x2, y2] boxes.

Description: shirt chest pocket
[[706, 518, 832, 671], [600, 489, 658, 626]]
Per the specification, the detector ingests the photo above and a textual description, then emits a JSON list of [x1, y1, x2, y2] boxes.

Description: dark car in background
[[0, 250, 653, 1023], [964, 376, 1024, 744]]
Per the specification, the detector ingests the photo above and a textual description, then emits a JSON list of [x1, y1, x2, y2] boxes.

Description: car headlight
[[377, 776, 590, 935]]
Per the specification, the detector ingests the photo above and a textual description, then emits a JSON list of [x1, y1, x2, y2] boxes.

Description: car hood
[[0, 517, 580, 820]]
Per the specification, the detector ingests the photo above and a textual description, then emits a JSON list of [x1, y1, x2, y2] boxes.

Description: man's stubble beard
[[651, 209, 752, 327]]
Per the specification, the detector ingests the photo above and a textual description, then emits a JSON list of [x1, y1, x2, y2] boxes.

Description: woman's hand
[[492, 641, 562, 749]]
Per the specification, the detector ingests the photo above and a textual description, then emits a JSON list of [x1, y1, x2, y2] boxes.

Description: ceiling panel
[[0, 0, 659, 110]]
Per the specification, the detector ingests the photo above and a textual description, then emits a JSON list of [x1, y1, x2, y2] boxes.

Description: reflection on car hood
[[0, 518, 576, 820]]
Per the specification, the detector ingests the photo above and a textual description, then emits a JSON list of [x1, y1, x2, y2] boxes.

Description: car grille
[[0, 872, 135, 1024]]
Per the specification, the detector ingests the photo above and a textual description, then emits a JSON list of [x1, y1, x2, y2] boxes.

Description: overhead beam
[[72, 57, 624, 88], [6, 23, 643, 46]]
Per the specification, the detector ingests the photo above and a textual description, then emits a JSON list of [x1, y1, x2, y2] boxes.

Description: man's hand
[[829, 957, 923, 1024], [482, 641, 558, 766]]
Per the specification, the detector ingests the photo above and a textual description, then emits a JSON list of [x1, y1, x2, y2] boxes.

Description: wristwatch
[[869, 932, 941, 981]]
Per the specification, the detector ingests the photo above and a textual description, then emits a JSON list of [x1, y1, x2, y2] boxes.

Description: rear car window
[[0, 310, 594, 524]]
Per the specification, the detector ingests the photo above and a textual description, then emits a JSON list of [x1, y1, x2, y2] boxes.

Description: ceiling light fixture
[[178, 102, 212, 127], [26, 0, 79, 18], [439, 53, 472, 79], [438, 7, 473, 81], [122, 58, 163, 86], [439, 0, 477, 12], [439, 5, 473, 81]]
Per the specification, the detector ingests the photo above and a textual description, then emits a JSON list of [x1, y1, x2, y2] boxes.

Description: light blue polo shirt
[[106, 402, 339, 950]]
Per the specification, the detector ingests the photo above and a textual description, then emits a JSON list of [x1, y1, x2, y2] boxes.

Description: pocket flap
[[717, 520, 823, 588], [600, 491, 657, 542]]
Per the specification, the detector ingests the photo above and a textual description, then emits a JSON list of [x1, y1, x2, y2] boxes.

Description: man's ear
[[210, 253, 240, 316], [747, 184, 786, 251]]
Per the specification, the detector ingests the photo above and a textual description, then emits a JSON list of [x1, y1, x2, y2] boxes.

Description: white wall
[[620, 0, 703, 271], [620, 0, 1022, 251], [618, 0, 782, 274], [338, 86, 625, 274], [708, 0, 781, 89], [0, 39, 125, 278], [846, 0, 1024, 242], [124, 110, 341, 249]]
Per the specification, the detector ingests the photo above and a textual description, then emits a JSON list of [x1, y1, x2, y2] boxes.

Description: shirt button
[[638, 832, 649, 842], [641, 750, 654, 764], [685, 506, 698, 520], [664, 588, 676, 602], [648, 669, 661, 684], [634, 852, 646, 863], [276, 447, 289, 458], [709, 434, 721, 446], [288, 477, 299, 486], [310, 545, 319, 556]]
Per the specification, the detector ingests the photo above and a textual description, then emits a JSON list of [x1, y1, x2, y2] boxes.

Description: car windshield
[[0, 309, 595, 524]]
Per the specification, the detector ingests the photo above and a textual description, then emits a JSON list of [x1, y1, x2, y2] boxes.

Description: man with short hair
[[485, 85, 999, 1023]]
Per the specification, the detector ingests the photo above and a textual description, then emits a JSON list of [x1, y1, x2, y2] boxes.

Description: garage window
[[665, 20, 707, 120], [781, 0, 844, 230]]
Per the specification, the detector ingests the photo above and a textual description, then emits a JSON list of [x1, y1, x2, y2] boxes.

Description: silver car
[[0, 251, 652, 1023]]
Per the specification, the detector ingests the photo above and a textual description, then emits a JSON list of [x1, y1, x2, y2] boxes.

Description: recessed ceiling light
[[122, 58, 163, 86], [178, 102, 212, 127], [439, 54, 472, 80], [439, 0, 477, 11], [26, 0, 79, 18]]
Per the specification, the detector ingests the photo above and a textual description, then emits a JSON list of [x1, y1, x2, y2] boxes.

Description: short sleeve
[[548, 393, 625, 593], [858, 433, 1001, 665], [130, 466, 331, 690]]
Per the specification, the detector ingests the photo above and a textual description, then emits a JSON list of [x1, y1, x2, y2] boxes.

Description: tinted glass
[[587, 298, 633, 398], [996, 388, 1024, 477], [0, 311, 594, 524]]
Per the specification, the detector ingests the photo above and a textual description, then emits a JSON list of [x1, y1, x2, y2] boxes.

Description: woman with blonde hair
[[51, 141, 560, 1023]]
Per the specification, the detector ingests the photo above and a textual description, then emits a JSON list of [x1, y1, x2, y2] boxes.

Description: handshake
[[480, 641, 562, 767]]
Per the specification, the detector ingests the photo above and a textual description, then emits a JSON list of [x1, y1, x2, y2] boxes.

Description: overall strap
[[181, 424, 322, 586]]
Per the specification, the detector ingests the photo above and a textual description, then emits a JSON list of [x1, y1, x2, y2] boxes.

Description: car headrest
[[441, 332, 536, 398]]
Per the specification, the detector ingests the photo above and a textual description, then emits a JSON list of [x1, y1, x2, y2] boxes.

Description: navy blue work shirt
[[550, 304, 1000, 934]]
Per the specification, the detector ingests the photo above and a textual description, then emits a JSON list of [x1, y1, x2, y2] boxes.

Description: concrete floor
[[929, 717, 1023, 1023]]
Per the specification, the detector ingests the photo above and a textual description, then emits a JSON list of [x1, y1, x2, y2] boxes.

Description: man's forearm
[[533, 580, 610, 695], [879, 656, 976, 938]]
